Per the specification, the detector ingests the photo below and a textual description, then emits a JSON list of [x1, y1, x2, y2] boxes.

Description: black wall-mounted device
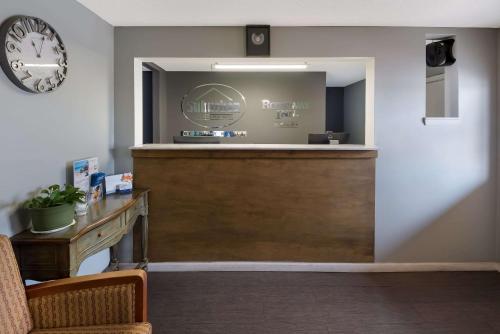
[[246, 25, 270, 56], [426, 38, 456, 67]]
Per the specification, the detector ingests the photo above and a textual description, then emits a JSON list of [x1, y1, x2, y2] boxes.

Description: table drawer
[[77, 217, 122, 256]]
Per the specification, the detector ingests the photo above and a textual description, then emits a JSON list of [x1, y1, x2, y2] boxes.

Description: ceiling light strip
[[213, 64, 308, 70]]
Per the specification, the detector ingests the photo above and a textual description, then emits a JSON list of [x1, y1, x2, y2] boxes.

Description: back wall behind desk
[[159, 72, 326, 143]]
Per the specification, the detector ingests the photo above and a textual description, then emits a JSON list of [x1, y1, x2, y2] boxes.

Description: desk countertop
[[130, 144, 377, 151]]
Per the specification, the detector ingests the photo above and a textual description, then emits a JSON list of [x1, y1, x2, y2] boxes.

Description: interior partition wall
[[115, 27, 498, 263]]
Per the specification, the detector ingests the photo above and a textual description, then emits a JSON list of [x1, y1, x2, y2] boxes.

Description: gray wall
[[153, 69, 168, 143], [0, 0, 114, 274], [162, 72, 325, 143], [325, 87, 344, 132], [116, 26, 498, 262], [497, 30, 500, 262], [343, 80, 366, 144]]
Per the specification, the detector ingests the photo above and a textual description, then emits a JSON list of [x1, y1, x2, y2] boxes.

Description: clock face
[[0, 16, 68, 93]]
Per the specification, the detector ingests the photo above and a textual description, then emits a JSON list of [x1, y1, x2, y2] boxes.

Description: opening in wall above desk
[[424, 33, 459, 125], [134, 57, 375, 147]]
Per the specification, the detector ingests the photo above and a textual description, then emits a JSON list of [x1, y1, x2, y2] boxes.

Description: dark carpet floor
[[148, 271, 500, 334]]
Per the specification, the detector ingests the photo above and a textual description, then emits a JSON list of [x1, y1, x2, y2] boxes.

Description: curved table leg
[[136, 214, 149, 271], [109, 243, 120, 271]]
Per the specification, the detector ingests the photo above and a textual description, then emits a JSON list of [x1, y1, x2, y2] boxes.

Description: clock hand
[[31, 40, 38, 57], [39, 37, 45, 57], [31, 37, 45, 58]]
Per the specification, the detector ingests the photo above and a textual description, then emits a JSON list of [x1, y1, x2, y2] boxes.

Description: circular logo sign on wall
[[181, 83, 247, 129]]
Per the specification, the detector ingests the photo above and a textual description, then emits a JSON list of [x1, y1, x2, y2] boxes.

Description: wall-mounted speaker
[[246, 25, 270, 56], [426, 38, 456, 67]]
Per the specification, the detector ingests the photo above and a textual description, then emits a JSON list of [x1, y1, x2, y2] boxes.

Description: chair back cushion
[[0, 235, 33, 333]]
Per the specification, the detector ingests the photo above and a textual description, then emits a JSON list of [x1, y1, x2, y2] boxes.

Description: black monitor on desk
[[173, 136, 221, 144], [308, 134, 330, 144]]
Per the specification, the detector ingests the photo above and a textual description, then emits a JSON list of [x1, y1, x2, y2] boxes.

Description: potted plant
[[24, 184, 86, 233]]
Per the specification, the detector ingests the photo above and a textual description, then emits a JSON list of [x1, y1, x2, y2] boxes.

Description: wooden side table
[[11, 189, 150, 282]]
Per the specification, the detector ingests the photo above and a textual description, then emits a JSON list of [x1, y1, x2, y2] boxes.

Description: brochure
[[89, 172, 106, 204], [72, 157, 98, 193], [105, 173, 133, 194]]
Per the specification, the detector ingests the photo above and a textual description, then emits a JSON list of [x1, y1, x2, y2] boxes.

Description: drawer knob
[[98, 232, 102, 238]]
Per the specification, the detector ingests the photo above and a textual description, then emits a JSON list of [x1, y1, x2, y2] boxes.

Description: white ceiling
[[145, 57, 367, 87], [77, 0, 500, 27]]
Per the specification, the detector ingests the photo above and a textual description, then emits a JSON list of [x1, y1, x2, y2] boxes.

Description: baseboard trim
[[120, 261, 500, 273]]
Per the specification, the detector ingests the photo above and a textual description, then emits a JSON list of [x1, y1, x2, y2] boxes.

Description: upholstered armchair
[[0, 235, 152, 334]]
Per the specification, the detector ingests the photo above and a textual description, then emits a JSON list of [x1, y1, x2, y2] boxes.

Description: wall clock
[[0, 16, 68, 93]]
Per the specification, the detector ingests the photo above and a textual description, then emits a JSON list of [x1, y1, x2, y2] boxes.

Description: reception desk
[[131, 144, 377, 262]]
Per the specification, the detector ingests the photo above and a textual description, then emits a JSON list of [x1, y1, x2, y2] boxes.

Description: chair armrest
[[26, 270, 147, 323]]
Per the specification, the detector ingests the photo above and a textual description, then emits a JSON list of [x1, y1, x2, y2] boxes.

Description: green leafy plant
[[24, 184, 86, 209]]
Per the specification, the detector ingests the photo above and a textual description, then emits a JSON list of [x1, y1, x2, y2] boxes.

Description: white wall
[[0, 0, 115, 274], [426, 75, 445, 117], [115, 27, 498, 262]]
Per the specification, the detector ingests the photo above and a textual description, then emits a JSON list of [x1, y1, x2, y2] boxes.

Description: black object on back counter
[[173, 136, 221, 144], [308, 134, 330, 144]]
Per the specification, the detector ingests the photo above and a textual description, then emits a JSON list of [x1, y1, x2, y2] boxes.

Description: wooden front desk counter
[[132, 144, 377, 263]]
